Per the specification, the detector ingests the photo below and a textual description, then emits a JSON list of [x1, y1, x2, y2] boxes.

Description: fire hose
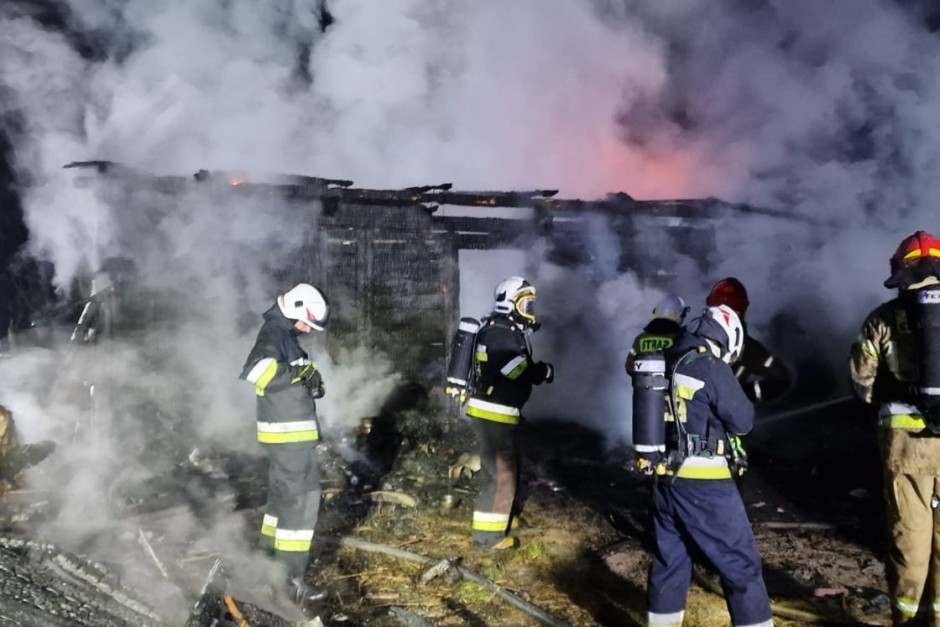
[[757, 395, 854, 428]]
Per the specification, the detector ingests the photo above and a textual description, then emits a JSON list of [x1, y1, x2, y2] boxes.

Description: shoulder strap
[[667, 346, 709, 463]]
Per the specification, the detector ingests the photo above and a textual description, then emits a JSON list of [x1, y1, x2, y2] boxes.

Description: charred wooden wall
[[56, 163, 731, 386]]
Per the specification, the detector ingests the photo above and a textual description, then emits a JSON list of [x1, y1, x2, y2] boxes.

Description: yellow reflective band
[[674, 465, 733, 479], [881, 415, 926, 429], [901, 248, 940, 261], [466, 399, 520, 424], [258, 420, 320, 443], [895, 597, 920, 617], [261, 514, 278, 537], [466, 406, 519, 425], [255, 360, 279, 397], [861, 339, 878, 357], [258, 430, 319, 443], [276, 539, 311, 552], [673, 374, 704, 401], [669, 457, 732, 480], [502, 356, 528, 380], [476, 351, 489, 362], [473, 511, 510, 532], [275, 537, 313, 552], [275, 528, 313, 552]]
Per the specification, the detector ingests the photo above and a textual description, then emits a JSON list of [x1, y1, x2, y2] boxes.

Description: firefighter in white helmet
[[466, 276, 553, 550], [645, 305, 772, 627], [240, 283, 329, 608]]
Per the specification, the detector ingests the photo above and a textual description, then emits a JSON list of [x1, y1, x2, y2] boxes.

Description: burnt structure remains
[[59, 161, 745, 385]]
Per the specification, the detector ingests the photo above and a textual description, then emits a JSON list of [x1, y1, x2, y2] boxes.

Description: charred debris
[[0, 162, 807, 626]]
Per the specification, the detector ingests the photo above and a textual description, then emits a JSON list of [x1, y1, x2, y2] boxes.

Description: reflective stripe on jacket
[[466, 314, 548, 424], [662, 333, 755, 480], [240, 303, 320, 443]]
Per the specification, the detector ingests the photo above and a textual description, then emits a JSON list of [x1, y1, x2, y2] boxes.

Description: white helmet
[[493, 276, 537, 327], [689, 304, 744, 363], [278, 283, 330, 331], [652, 295, 689, 323]]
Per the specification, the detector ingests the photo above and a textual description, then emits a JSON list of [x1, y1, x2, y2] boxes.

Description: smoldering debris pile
[[0, 534, 163, 626]]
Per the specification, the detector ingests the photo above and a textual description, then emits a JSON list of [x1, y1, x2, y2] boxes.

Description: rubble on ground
[[0, 390, 895, 626]]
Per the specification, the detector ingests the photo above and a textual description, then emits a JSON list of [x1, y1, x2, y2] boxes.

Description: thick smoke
[[3, 0, 940, 611]]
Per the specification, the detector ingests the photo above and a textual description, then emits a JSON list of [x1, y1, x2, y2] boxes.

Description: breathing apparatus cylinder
[[445, 317, 481, 400], [632, 351, 667, 471], [915, 288, 940, 434]]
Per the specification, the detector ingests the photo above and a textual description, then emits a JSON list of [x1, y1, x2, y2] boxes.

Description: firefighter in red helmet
[[706, 278, 791, 403], [850, 230, 940, 624]]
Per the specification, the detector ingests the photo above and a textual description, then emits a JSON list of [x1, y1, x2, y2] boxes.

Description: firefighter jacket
[[664, 332, 755, 480], [240, 303, 320, 444], [466, 314, 550, 425], [731, 334, 791, 403], [849, 291, 940, 474], [625, 317, 682, 375]]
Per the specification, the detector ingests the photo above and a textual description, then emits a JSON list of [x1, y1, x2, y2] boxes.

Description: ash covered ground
[[0, 383, 892, 626]]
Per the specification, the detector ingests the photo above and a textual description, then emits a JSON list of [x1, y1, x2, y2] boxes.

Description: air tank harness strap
[[684, 432, 727, 458], [666, 346, 711, 479]]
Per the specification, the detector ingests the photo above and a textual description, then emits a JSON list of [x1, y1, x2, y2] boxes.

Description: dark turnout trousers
[[260, 442, 321, 579], [471, 418, 519, 548], [647, 478, 772, 627]]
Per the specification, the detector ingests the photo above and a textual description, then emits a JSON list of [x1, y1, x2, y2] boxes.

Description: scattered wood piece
[[323, 536, 570, 627], [754, 521, 840, 531], [184, 559, 226, 627], [366, 491, 417, 507], [366, 591, 401, 602], [693, 568, 858, 625], [418, 558, 454, 585], [223, 595, 252, 627], [177, 551, 221, 565], [813, 587, 848, 598], [137, 528, 170, 580]]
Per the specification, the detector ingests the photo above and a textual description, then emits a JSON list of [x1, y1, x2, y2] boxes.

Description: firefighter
[[467, 276, 553, 550], [706, 277, 791, 402], [849, 230, 940, 625], [646, 305, 773, 627], [628, 295, 688, 474], [625, 294, 689, 375], [240, 283, 330, 607]]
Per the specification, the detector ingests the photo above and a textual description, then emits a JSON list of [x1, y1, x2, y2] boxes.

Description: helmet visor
[[516, 295, 536, 321]]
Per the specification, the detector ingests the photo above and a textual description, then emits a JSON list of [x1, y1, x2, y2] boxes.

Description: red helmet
[[706, 277, 749, 318], [885, 230, 940, 288]]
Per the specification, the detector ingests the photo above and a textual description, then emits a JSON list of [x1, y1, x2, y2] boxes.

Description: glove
[[542, 362, 554, 384], [635, 451, 664, 475], [727, 435, 748, 476], [296, 364, 325, 399]]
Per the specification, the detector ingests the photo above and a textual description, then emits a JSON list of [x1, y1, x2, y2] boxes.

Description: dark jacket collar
[[263, 302, 301, 336]]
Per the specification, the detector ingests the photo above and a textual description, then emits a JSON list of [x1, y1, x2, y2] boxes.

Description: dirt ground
[[0, 391, 895, 626], [283, 394, 894, 627]]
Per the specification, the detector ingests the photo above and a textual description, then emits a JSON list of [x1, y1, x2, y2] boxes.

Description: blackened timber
[[312, 187, 559, 208]]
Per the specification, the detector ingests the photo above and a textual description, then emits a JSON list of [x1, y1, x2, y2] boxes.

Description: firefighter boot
[[286, 577, 328, 607]]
